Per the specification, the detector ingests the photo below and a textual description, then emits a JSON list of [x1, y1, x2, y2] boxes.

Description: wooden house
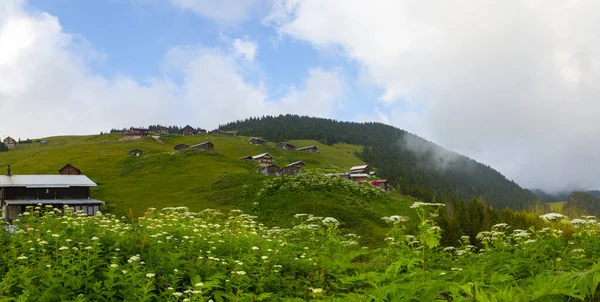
[[249, 137, 267, 145], [196, 129, 207, 135], [0, 172, 104, 220], [350, 165, 371, 174], [59, 164, 81, 175], [129, 149, 143, 157], [280, 161, 305, 176], [110, 129, 127, 134], [128, 128, 149, 136], [182, 125, 195, 135], [157, 126, 169, 135], [174, 144, 189, 151], [190, 141, 214, 151], [258, 164, 281, 176], [208, 129, 234, 137], [370, 179, 391, 192], [252, 153, 274, 167], [287, 161, 306, 169], [240, 153, 274, 167], [3, 137, 16, 149], [297, 145, 318, 153], [349, 173, 369, 182], [276, 142, 296, 150]]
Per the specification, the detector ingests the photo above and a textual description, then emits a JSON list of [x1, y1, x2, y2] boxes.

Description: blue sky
[[25, 0, 376, 123], [2, 0, 600, 191]]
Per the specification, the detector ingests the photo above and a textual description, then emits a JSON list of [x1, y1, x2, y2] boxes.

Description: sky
[[1, 0, 599, 192]]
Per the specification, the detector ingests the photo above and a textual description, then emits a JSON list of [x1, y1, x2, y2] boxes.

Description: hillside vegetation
[[0, 133, 417, 242], [3, 204, 600, 301], [221, 115, 539, 210]]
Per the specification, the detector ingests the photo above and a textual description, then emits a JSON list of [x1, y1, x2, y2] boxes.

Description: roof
[[286, 161, 305, 167], [249, 137, 266, 142], [5, 199, 104, 205], [129, 149, 143, 153], [4, 137, 15, 142], [252, 153, 273, 159], [239, 155, 253, 160], [349, 173, 369, 178], [297, 145, 317, 150], [58, 163, 81, 172], [0, 175, 97, 188], [190, 141, 213, 148], [350, 165, 370, 171]]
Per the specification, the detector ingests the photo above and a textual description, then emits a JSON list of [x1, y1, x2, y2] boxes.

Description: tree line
[[220, 114, 539, 210]]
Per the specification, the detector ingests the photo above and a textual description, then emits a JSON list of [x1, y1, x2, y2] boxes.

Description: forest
[[221, 115, 539, 210]]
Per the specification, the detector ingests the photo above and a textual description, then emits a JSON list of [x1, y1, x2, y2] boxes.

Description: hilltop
[[221, 115, 539, 210]]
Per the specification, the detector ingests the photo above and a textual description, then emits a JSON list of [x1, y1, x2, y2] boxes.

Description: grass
[[0, 133, 414, 243], [548, 201, 566, 213]]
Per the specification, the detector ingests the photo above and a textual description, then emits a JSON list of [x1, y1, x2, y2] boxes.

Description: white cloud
[[169, 0, 263, 23], [232, 38, 258, 62], [0, 0, 342, 141], [267, 0, 600, 191]]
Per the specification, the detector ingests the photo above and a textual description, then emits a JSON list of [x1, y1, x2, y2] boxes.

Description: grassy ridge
[[0, 133, 415, 242]]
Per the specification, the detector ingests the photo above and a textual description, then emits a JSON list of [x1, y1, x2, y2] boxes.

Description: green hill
[[221, 115, 539, 210], [0, 133, 416, 243]]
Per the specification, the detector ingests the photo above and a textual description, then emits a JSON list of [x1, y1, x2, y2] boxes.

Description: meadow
[[2, 203, 600, 301]]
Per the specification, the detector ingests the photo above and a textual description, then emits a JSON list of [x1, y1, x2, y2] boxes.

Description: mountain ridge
[[221, 114, 539, 209]]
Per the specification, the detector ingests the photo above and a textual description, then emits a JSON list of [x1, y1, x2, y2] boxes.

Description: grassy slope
[[548, 201, 566, 213], [0, 134, 415, 242]]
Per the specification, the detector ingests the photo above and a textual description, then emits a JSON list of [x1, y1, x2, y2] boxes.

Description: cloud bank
[[266, 0, 600, 191]]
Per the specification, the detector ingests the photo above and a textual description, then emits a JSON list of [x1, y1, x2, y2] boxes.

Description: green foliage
[[4, 202, 600, 300], [221, 114, 539, 210], [563, 192, 600, 217]]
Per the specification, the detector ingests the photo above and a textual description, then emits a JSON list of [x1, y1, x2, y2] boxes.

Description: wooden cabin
[[240, 153, 274, 167], [370, 179, 391, 192], [249, 137, 267, 145], [181, 125, 195, 135], [276, 142, 296, 150], [3, 137, 16, 149], [196, 129, 207, 135], [157, 126, 169, 135], [297, 145, 318, 153], [0, 173, 104, 220], [287, 161, 306, 169], [174, 144, 189, 151], [350, 165, 371, 174], [59, 164, 81, 175], [258, 164, 281, 176], [251, 153, 274, 167], [129, 149, 143, 157], [190, 141, 214, 151], [208, 129, 234, 137], [280, 161, 305, 176], [349, 173, 369, 183], [128, 128, 149, 136]]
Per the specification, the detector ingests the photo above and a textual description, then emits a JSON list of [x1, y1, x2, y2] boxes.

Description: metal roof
[[252, 153, 273, 159], [286, 161, 305, 167], [5, 199, 104, 205], [349, 173, 369, 178], [350, 165, 370, 171], [0, 175, 97, 187], [297, 146, 317, 150]]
